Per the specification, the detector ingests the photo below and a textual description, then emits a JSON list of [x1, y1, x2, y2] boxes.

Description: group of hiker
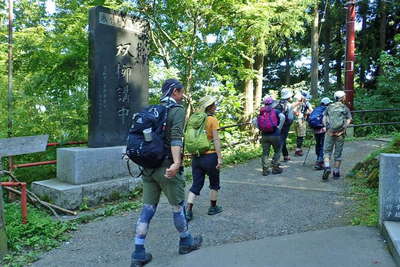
[[255, 88, 352, 181], [126, 78, 352, 267]]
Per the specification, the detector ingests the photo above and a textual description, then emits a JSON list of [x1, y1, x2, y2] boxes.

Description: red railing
[[0, 181, 27, 224], [10, 141, 87, 170]]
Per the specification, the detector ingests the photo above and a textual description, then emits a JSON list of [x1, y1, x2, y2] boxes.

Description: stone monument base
[[382, 221, 400, 266], [31, 146, 142, 210], [32, 177, 141, 210]]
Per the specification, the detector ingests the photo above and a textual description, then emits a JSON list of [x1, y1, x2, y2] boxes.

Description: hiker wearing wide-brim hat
[[185, 95, 223, 222], [275, 88, 295, 162], [292, 91, 313, 157]]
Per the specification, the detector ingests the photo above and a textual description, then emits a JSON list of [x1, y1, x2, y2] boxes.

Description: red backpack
[[257, 106, 278, 133]]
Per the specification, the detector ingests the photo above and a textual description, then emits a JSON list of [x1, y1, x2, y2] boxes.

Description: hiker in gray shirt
[[321, 91, 352, 181]]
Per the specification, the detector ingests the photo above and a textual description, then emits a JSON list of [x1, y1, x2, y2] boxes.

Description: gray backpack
[[327, 102, 347, 132]]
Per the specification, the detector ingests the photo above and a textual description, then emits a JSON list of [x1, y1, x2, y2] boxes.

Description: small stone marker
[[88, 6, 149, 148], [379, 153, 400, 224]]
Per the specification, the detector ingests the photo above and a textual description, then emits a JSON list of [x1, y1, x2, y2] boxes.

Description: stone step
[[382, 221, 400, 267]]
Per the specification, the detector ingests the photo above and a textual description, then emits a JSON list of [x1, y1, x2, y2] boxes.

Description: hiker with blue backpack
[[127, 79, 202, 267], [308, 97, 332, 170], [322, 91, 352, 181], [275, 88, 295, 162], [256, 95, 286, 176], [185, 95, 223, 222]]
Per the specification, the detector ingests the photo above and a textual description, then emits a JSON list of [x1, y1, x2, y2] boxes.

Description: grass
[[347, 134, 400, 226], [1, 187, 143, 267]]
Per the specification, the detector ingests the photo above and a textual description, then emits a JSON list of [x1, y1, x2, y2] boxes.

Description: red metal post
[[20, 183, 27, 224], [0, 182, 28, 224], [345, 0, 356, 110]]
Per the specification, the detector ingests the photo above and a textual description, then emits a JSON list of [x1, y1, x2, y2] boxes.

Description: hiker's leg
[[261, 135, 272, 170], [323, 134, 334, 168], [280, 127, 290, 158], [315, 133, 324, 162], [271, 136, 281, 167], [333, 135, 345, 172], [190, 156, 206, 197], [296, 120, 306, 151], [205, 153, 221, 205], [132, 204, 157, 260]]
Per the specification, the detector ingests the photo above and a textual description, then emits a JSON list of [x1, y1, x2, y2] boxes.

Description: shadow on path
[[31, 140, 392, 267]]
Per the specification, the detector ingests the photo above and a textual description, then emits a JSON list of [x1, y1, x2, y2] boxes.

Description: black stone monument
[[89, 6, 149, 147]]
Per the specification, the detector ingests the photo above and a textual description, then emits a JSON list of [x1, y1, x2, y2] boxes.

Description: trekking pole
[[302, 134, 314, 166]]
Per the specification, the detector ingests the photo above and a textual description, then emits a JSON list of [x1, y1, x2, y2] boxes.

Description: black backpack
[[126, 103, 178, 169], [275, 101, 293, 126]]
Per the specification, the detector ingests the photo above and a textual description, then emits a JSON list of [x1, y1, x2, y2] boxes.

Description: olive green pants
[[323, 134, 345, 161], [142, 159, 185, 206], [260, 135, 281, 170]]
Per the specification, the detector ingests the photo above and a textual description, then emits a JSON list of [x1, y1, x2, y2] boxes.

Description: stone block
[[57, 146, 129, 185], [382, 221, 400, 267], [379, 153, 400, 224], [32, 177, 142, 210], [31, 179, 83, 210]]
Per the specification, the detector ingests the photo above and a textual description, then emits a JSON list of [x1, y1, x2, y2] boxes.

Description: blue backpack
[[126, 103, 177, 169], [308, 105, 327, 129]]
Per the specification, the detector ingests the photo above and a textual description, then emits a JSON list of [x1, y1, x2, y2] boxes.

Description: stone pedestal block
[[379, 153, 400, 224], [57, 146, 129, 185], [32, 177, 141, 210]]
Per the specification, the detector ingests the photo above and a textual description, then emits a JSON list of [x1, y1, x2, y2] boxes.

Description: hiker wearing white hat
[[322, 91, 352, 181], [185, 95, 223, 222], [275, 88, 295, 162], [292, 91, 313, 156]]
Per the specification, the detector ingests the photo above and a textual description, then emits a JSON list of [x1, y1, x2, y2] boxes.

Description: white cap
[[334, 91, 346, 100], [320, 97, 332, 105], [281, 89, 293, 100]]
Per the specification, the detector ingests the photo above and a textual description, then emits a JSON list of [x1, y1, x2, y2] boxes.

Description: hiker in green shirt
[[131, 79, 202, 267], [322, 91, 352, 181]]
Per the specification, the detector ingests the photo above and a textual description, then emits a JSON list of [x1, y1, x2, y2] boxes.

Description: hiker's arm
[[212, 129, 223, 169], [165, 107, 184, 178], [278, 113, 285, 130]]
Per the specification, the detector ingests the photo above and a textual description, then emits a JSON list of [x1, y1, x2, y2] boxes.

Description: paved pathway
[[31, 140, 394, 267]]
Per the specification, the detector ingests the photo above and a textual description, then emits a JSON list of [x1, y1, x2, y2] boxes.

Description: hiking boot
[[295, 150, 303, 156], [283, 156, 291, 162], [208, 205, 223, 215], [314, 161, 324, 170], [322, 167, 331, 181], [186, 210, 193, 222], [262, 168, 270, 176], [131, 253, 152, 267], [333, 171, 341, 180], [179, 235, 203, 255], [272, 166, 283, 174]]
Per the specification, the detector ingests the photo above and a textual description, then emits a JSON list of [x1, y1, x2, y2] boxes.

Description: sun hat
[[263, 95, 274, 105], [320, 97, 332, 105], [334, 90, 346, 100], [198, 95, 217, 112], [281, 88, 293, 100]]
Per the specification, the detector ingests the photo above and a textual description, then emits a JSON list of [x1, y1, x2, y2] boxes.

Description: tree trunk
[[335, 27, 343, 90], [285, 39, 291, 84], [378, 0, 387, 76], [310, 3, 319, 97], [322, 1, 331, 93], [243, 58, 254, 120], [359, 0, 368, 87], [253, 53, 264, 112]]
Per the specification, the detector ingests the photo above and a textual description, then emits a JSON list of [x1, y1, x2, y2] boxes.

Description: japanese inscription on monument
[[89, 6, 149, 147]]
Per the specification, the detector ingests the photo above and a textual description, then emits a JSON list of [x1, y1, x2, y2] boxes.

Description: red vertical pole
[[345, 0, 356, 110], [20, 183, 27, 224]]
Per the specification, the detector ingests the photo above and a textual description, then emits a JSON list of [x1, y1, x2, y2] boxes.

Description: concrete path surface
[[30, 140, 394, 267]]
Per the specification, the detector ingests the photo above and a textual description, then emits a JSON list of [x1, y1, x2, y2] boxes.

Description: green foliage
[[348, 134, 400, 226], [2, 203, 75, 266], [223, 143, 262, 165]]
